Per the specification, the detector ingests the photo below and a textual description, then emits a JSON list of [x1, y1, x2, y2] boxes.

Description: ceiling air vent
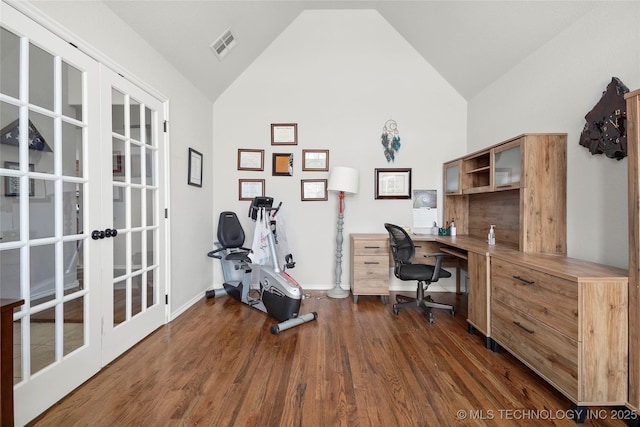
[[210, 28, 236, 61]]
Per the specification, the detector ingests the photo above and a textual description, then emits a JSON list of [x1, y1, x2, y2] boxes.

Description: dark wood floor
[[29, 290, 629, 426]]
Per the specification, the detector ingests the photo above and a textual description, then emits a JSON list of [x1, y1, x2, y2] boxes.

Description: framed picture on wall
[[375, 168, 411, 199], [271, 123, 297, 145], [272, 153, 293, 176], [237, 149, 264, 171], [4, 161, 34, 197], [301, 179, 328, 201], [188, 147, 203, 187], [239, 179, 265, 200], [302, 149, 329, 171]]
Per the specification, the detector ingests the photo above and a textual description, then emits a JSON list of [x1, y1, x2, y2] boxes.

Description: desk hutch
[[443, 133, 568, 339]]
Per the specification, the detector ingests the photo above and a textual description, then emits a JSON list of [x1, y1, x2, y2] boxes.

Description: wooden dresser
[[490, 253, 628, 406]]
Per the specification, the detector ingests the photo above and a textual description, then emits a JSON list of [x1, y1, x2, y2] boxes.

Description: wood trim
[[626, 89, 640, 410], [1, 299, 24, 427]]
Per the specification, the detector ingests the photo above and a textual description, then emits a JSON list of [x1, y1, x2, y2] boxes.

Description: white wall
[[213, 10, 467, 292], [28, 0, 215, 315], [468, 1, 640, 269]]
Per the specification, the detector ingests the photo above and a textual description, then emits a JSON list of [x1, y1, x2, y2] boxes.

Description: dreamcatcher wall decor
[[381, 119, 401, 162]]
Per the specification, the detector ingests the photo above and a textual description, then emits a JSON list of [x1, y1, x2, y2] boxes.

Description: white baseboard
[[206, 269, 466, 297], [169, 290, 206, 321]]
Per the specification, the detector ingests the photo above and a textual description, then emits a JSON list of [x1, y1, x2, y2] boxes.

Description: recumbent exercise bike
[[206, 196, 317, 334]]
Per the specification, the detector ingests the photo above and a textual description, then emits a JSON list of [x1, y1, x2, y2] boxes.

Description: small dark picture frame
[[272, 153, 293, 176], [375, 168, 412, 199], [188, 148, 203, 187], [271, 123, 297, 145], [4, 161, 35, 197], [301, 179, 328, 201]]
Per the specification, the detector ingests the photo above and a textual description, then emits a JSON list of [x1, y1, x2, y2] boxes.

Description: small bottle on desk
[[488, 225, 496, 245], [450, 219, 456, 236]]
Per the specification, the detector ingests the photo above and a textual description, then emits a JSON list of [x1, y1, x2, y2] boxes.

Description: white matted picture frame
[[239, 179, 265, 201], [301, 179, 327, 201], [237, 149, 264, 171], [188, 147, 203, 187], [302, 149, 329, 171], [375, 168, 412, 199], [271, 123, 297, 145]]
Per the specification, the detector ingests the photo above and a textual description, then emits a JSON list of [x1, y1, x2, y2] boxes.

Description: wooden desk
[[430, 235, 629, 407], [1, 298, 23, 427], [427, 235, 516, 343], [412, 234, 476, 295], [349, 234, 466, 303]]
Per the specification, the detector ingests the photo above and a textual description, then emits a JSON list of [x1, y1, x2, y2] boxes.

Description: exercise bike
[[206, 196, 317, 334]]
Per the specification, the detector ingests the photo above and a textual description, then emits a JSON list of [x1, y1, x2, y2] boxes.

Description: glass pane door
[[100, 66, 166, 365], [0, 4, 102, 425]]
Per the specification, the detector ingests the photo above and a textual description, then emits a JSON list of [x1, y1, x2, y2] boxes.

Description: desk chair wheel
[[392, 304, 399, 315]]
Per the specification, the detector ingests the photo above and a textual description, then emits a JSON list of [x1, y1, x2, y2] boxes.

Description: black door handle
[[91, 230, 105, 240], [92, 228, 118, 240]]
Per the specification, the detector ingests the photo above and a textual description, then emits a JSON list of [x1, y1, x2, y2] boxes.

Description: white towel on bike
[[249, 215, 271, 265]]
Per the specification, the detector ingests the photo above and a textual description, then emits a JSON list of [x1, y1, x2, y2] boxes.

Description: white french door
[[0, 3, 167, 425], [99, 67, 166, 365]]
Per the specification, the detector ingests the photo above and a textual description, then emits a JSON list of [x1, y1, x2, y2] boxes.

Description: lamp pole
[[328, 190, 349, 299]]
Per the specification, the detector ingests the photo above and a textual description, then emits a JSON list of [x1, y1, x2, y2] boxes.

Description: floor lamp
[[327, 166, 359, 298]]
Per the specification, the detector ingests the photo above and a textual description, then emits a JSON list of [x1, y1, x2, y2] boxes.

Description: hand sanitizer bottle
[[450, 219, 456, 236], [488, 225, 496, 245]]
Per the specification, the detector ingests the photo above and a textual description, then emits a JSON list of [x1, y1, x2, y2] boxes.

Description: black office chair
[[384, 223, 455, 323]]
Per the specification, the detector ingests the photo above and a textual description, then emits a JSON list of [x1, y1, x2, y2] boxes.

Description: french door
[[0, 3, 167, 425], [100, 67, 166, 365]]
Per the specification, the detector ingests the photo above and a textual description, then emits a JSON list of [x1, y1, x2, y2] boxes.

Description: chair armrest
[[207, 247, 224, 259], [207, 246, 252, 259], [423, 252, 450, 283], [423, 252, 450, 258]]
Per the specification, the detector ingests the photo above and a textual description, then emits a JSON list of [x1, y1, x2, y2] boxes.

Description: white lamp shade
[[328, 166, 359, 194]]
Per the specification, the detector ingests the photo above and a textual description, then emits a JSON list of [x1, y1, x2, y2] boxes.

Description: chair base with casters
[[384, 222, 455, 323], [392, 279, 456, 323]]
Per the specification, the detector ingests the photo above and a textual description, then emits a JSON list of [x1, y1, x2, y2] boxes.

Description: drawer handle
[[364, 261, 380, 265], [513, 275, 535, 285], [513, 321, 535, 334], [364, 246, 381, 249]]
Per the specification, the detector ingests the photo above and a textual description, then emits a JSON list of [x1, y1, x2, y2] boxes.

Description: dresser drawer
[[352, 255, 389, 294], [352, 239, 388, 256], [492, 299, 578, 399], [491, 258, 578, 339]]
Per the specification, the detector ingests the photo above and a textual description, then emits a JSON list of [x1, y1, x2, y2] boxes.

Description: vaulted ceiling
[[104, 1, 599, 102]]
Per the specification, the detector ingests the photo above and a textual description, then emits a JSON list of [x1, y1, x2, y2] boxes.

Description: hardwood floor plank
[[27, 292, 627, 427]]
